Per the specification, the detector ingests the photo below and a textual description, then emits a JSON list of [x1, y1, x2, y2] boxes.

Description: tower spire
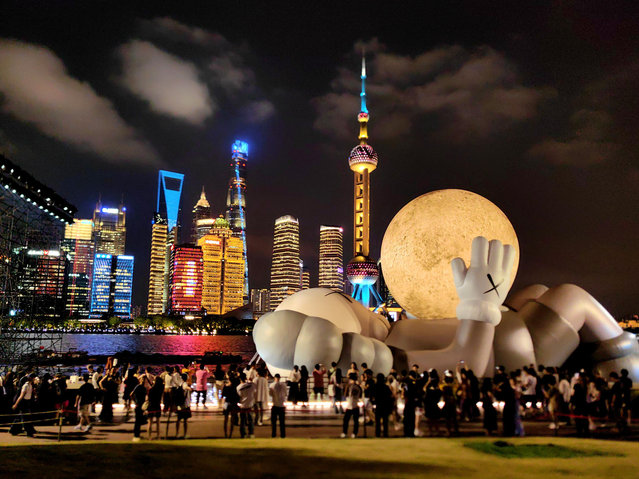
[[360, 53, 368, 115], [357, 51, 369, 144]]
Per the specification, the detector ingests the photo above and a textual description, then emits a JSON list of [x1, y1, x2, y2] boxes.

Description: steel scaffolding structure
[[0, 154, 76, 364]]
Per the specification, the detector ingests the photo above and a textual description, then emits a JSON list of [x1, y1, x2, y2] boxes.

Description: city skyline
[[2, 3, 639, 316]]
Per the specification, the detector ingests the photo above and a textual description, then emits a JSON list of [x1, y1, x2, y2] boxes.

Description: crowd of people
[[0, 358, 635, 441]]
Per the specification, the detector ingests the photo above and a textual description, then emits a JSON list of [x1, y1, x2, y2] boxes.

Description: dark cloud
[[118, 40, 215, 124], [0, 39, 160, 165], [313, 41, 551, 142]]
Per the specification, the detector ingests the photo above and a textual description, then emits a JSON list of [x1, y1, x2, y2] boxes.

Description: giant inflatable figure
[[253, 190, 639, 383]]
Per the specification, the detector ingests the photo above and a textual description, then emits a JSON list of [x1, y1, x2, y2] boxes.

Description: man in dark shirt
[[74, 373, 95, 433]]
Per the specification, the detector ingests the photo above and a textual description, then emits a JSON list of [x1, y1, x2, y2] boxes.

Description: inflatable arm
[[387, 237, 516, 376]]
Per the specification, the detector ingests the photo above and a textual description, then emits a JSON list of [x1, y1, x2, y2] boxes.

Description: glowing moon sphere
[[380, 189, 519, 319]]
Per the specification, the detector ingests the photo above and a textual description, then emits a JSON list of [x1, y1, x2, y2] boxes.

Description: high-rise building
[[20, 249, 67, 318], [153, 170, 185, 314], [250, 288, 270, 319], [93, 201, 126, 255], [147, 213, 167, 316], [225, 140, 249, 302], [169, 244, 203, 316], [89, 254, 134, 318], [62, 219, 94, 318], [192, 187, 213, 242], [0, 154, 76, 321], [318, 225, 344, 291], [269, 215, 300, 310], [301, 261, 310, 290], [157, 170, 185, 232], [346, 55, 383, 308], [197, 216, 244, 315]]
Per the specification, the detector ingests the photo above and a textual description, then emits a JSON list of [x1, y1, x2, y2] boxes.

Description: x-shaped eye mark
[[483, 274, 503, 298], [325, 291, 353, 303]]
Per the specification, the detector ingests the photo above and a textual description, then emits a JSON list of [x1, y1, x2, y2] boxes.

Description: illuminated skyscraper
[[20, 249, 67, 318], [154, 170, 184, 313], [225, 140, 249, 302], [169, 244, 203, 315], [93, 201, 126, 255], [197, 216, 244, 315], [192, 187, 213, 242], [318, 225, 344, 291], [269, 215, 300, 310], [300, 261, 310, 290], [157, 170, 185, 232], [250, 288, 270, 319], [89, 254, 134, 318], [62, 219, 94, 318], [347, 54, 383, 308], [147, 213, 168, 316]]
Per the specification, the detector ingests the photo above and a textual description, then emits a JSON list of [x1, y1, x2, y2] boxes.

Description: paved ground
[[1, 400, 636, 444]]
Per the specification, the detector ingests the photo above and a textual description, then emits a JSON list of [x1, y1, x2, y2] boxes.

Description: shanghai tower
[[225, 140, 249, 302]]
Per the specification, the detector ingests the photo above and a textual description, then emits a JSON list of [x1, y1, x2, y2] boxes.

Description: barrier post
[[58, 410, 63, 442]]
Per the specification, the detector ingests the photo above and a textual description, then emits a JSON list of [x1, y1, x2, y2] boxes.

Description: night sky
[[1, 1, 638, 316]]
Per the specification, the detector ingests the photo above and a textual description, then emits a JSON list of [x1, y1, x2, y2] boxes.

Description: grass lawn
[[0, 436, 637, 479]]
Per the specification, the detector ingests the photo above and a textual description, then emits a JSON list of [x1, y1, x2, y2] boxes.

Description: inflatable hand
[[253, 288, 393, 376], [451, 236, 516, 325]]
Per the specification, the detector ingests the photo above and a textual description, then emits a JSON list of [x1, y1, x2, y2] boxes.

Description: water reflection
[[60, 334, 256, 363]]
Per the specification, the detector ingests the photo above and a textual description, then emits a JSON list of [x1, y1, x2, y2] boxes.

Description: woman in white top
[[254, 369, 269, 425], [287, 366, 301, 405], [12, 373, 36, 436]]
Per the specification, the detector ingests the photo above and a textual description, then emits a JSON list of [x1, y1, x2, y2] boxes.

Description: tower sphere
[[346, 254, 379, 286], [348, 144, 378, 173]]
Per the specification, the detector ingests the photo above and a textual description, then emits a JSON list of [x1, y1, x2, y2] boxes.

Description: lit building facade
[[20, 249, 67, 318], [169, 244, 203, 315], [147, 213, 168, 316], [157, 170, 185, 232], [154, 170, 184, 314], [347, 55, 383, 308], [318, 225, 344, 291], [192, 187, 213, 242], [269, 215, 300, 310], [300, 260, 310, 290], [250, 288, 270, 319], [89, 254, 134, 318], [225, 140, 249, 302], [197, 216, 244, 315], [93, 201, 126, 255], [62, 219, 94, 318]]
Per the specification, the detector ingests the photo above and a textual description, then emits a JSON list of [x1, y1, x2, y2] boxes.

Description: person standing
[[341, 373, 362, 438], [12, 373, 36, 437], [312, 364, 326, 401], [328, 362, 343, 413], [254, 368, 269, 426], [98, 371, 117, 424], [74, 373, 95, 433], [132, 376, 147, 442], [222, 376, 239, 438], [373, 373, 393, 437], [270, 374, 287, 438], [424, 370, 442, 437], [175, 373, 192, 439], [214, 365, 225, 403], [299, 365, 309, 406], [146, 377, 163, 440], [194, 364, 210, 408], [287, 366, 301, 405], [237, 373, 256, 438], [481, 377, 497, 436]]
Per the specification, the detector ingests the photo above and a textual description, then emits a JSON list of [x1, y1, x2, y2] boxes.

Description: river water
[[58, 334, 256, 363]]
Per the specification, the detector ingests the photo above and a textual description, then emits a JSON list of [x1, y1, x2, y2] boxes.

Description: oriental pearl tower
[[347, 54, 383, 308]]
